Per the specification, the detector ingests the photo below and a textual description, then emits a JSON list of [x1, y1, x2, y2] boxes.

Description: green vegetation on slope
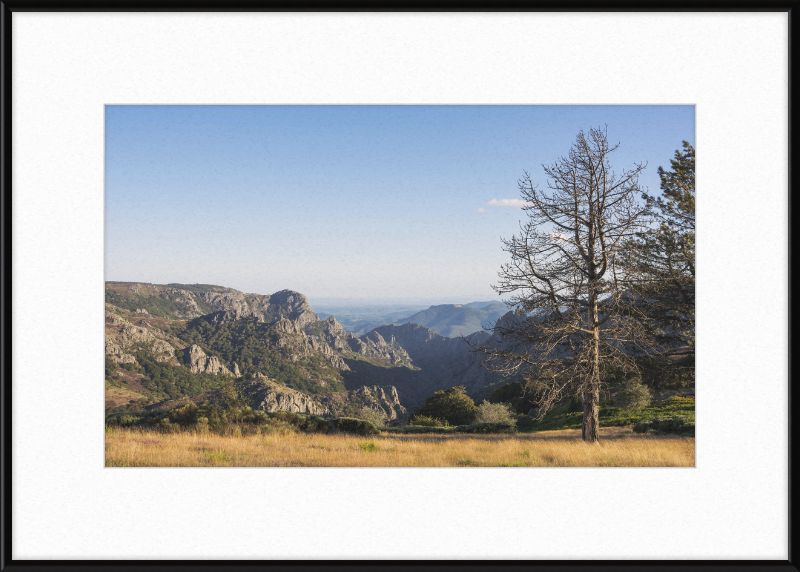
[[108, 353, 222, 402], [174, 317, 347, 394], [165, 283, 226, 293], [105, 285, 213, 318]]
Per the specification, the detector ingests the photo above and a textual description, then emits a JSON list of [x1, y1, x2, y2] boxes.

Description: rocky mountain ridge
[[105, 282, 509, 415]]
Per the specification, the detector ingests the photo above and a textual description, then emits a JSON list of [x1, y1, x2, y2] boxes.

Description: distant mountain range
[[315, 300, 510, 337], [394, 302, 508, 338]]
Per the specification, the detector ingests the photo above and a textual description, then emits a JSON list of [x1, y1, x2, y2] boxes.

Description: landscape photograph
[[104, 104, 695, 467]]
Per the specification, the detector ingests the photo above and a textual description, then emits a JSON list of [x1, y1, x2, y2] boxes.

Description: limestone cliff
[[182, 344, 233, 376], [104, 309, 181, 366], [317, 385, 408, 422], [239, 374, 329, 416], [105, 282, 320, 325]]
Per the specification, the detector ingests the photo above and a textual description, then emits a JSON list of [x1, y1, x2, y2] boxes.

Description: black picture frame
[[0, 2, 795, 571]]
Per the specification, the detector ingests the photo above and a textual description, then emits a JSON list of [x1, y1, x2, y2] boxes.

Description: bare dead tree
[[473, 126, 664, 443]]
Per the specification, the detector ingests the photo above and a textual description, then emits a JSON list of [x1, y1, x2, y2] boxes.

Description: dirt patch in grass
[[105, 386, 147, 409], [113, 368, 150, 394]]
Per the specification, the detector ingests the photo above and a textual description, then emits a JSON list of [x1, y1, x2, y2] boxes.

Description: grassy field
[[523, 396, 695, 433], [105, 426, 694, 467]]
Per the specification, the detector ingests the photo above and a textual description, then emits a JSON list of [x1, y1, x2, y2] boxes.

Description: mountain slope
[[105, 282, 319, 325], [105, 284, 415, 413], [105, 282, 513, 414]]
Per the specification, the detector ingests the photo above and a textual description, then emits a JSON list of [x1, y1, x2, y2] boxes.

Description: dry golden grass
[[105, 425, 694, 467]]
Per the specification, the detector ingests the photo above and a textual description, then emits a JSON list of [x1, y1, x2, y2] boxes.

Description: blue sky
[[105, 105, 694, 304]]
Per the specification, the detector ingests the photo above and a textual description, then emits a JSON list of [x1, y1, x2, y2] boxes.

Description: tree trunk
[[583, 286, 601, 443], [582, 374, 600, 443]]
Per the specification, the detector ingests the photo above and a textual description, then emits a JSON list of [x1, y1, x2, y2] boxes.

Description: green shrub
[[105, 358, 117, 379], [455, 422, 516, 434], [260, 419, 299, 435], [270, 410, 332, 433], [408, 415, 446, 427], [633, 415, 694, 436], [411, 386, 477, 426], [205, 450, 230, 462], [568, 394, 583, 412], [358, 440, 380, 452], [354, 406, 389, 428], [330, 417, 380, 436], [615, 377, 653, 410], [475, 400, 517, 426], [167, 402, 199, 425]]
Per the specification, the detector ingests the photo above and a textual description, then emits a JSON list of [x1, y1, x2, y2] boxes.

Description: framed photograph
[[2, 2, 793, 568]]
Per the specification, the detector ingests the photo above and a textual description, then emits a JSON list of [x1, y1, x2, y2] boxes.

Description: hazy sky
[[105, 105, 695, 304]]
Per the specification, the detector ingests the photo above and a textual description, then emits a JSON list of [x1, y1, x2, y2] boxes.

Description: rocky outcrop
[[240, 375, 329, 416], [105, 310, 184, 366], [105, 311, 156, 346], [106, 283, 321, 324], [105, 336, 137, 364], [198, 290, 251, 316], [182, 344, 232, 376], [195, 288, 319, 326], [349, 385, 408, 422], [162, 287, 206, 318], [273, 318, 303, 335], [207, 309, 265, 325], [265, 290, 319, 327], [310, 316, 351, 351], [150, 339, 179, 365], [302, 316, 354, 371], [347, 329, 412, 366], [313, 385, 408, 422]]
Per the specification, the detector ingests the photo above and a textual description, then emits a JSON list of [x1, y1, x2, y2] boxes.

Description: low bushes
[[407, 415, 448, 427], [474, 401, 517, 427], [382, 422, 514, 435], [270, 410, 331, 434], [354, 406, 389, 428], [329, 417, 380, 436], [106, 398, 696, 438], [381, 425, 454, 435], [633, 415, 695, 437], [410, 386, 477, 426], [106, 405, 378, 436], [455, 422, 516, 434], [615, 377, 653, 411]]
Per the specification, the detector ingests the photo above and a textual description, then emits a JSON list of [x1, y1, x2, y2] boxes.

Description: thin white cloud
[[548, 232, 570, 243], [487, 198, 532, 208], [476, 207, 487, 213]]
